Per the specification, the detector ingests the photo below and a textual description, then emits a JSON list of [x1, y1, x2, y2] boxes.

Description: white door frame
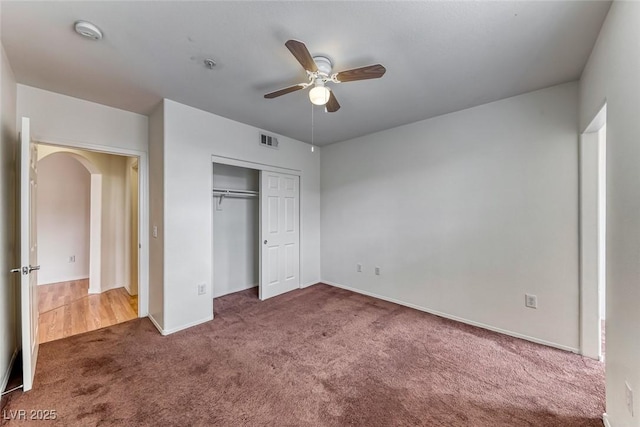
[[579, 103, 607, 360], [210, 155, 303, 301], [33, 137, 150, 317]]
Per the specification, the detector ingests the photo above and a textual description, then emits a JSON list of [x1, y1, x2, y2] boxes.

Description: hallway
[[38, 280, 137, 344]]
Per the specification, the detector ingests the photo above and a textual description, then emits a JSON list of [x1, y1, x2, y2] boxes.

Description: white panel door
[[260, 171, 300, 300], [19, 117, 39, 391]]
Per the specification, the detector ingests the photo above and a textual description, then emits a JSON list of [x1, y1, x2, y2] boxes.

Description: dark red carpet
[[1, 284, 604, 426]]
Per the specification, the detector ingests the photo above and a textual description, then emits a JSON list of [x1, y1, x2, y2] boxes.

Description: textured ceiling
[[1, 1, 611, 146]]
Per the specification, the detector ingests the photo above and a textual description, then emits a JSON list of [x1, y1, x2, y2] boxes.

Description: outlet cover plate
[[525, 294, 537, 309]]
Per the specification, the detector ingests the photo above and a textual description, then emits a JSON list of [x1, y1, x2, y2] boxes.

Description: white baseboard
[[147, 314, 164, 335], [300, 281, 319, 288], [602, 413, 611, 427], [1, 348, 18, 393], [323, 280, 580, 354], [213, 284, 257, 299], [88, 284, 133, 295], [149, 314, 214, 336], [123, 286, 138, 297], [100, 283, 127, 293]]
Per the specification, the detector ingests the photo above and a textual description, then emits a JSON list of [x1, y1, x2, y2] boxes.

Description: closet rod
[[213, 188, 259, 205], [213, 192, 258, 198], [212, 188, 259, 196]]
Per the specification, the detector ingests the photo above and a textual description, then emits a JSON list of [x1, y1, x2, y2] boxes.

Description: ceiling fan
[[264, 39, 386, 113]]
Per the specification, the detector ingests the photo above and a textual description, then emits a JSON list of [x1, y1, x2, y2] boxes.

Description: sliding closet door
[[259, 171, 300, 300]]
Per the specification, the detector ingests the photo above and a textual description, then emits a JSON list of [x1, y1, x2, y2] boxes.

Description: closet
[[212, 163, 259, 298]]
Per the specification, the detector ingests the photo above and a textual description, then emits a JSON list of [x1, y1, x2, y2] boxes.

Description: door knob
[[10, 268, 20, 274], [28, 265, 40, 273], [264, 240, 267, 245]]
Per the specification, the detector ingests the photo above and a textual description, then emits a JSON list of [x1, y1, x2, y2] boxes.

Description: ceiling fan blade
[[264, 84, 305, 99], [326, 91, 340, 113], [285, 39, 318, 72], [335, 64, 386, 82]]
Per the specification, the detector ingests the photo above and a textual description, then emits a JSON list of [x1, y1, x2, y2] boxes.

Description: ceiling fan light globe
[[309, 86, 330, 105]]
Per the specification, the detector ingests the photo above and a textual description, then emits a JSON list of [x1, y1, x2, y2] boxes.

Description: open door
[[19, 117, 39, 391], [259, 171, 300, 300]]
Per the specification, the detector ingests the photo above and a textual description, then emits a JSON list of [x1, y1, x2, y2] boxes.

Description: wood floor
[[38, 279, 138, 344]]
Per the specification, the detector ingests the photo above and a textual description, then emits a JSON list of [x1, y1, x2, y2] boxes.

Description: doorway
[[580, 104, 607, 360], [212, 163, 260, 299], [211, 156, 301, 307], [35, 144, 140, 343]]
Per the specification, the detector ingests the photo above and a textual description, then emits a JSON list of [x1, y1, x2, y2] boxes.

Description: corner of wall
[[578, 3, 640, 426], [148, 100, 165, 329]]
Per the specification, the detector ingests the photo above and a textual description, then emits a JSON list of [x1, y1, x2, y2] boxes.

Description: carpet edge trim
[[602, 412, 612, 427], [1, 347, 18, 393], [323, 280, 580, 354]]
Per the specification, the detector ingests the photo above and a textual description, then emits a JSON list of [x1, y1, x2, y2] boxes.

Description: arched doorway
[[36, 147, 138, 343]]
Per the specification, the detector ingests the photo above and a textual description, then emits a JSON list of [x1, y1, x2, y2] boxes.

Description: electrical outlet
[[525, 294, 537, 309], [356, 263, 362, 273], [375, 266, 381, 276], [626, 381, 634, 416], [197, 284, 206, 295], [68, 255, 75, 263]]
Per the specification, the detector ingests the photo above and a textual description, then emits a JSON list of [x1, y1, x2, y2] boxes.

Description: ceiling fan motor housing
[[313, 56, 332, 76]]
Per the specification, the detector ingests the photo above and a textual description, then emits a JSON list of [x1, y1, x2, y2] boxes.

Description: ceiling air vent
[[259, 132, 279, 149]]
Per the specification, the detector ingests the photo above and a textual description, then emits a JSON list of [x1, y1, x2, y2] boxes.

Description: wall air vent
[[259, 132, 279, 149]]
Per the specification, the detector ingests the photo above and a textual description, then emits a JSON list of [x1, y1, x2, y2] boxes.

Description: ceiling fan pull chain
[[311, 103, 315, 153]]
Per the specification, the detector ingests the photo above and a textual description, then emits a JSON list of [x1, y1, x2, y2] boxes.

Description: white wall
[[159, 99, 320, 333], [598, 125, 606, 321], [213, 164, 259, 298], [321, 82, 580, 351], [0, 44, 18, 390], [579, 2, 640, 425], [102, 153, 127, 292], [126, 158, 139, 296], [148, 102, 164, 329], [36, 153, 90, 284], [16, 85, 147, 152], [579, 128, 601, 359]]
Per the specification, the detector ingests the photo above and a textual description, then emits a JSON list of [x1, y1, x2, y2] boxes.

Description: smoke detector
[[74, 21, 103, 40]]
